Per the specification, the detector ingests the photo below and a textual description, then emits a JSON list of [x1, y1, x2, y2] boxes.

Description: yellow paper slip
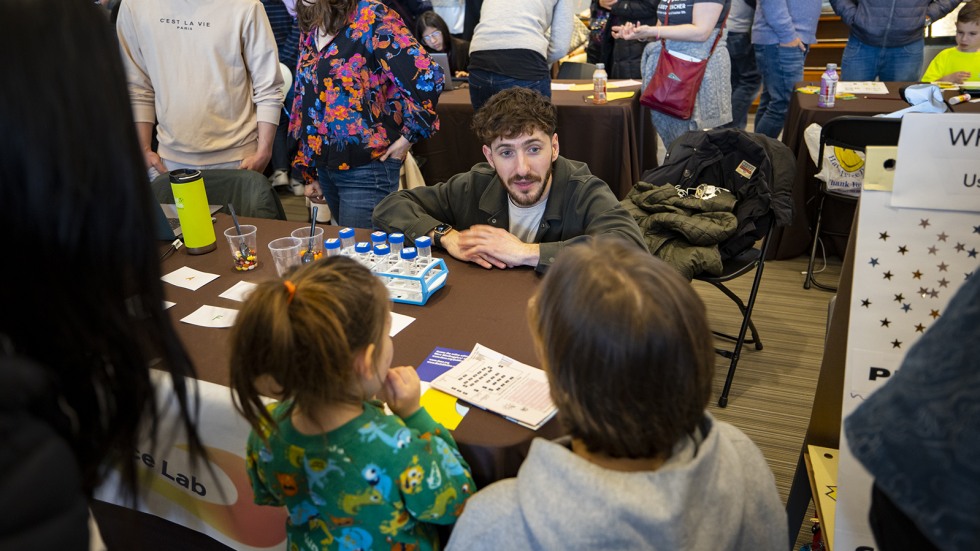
[[586, 91, 636, 102], [420, 387, 467, 430], [807, 445, 839, 551]]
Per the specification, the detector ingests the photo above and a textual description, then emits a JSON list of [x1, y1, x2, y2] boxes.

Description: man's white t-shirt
[[508, 194, 548, 243]]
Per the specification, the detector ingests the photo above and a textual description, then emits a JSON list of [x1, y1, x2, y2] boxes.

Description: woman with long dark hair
[[0, 0, 204, 544], [293, 0, 444, 229], [416, 10, 471, 77]]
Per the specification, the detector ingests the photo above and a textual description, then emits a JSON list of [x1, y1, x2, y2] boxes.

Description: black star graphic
[[901, 303, 912, 313], [974, 225, 980, 234], [920, 219, 931, 228], [969, 248, 978, 259], [861, 298, 871, 308], [893, 293, 905, 302], [883, 271, 894, 280], [955, 243, 966, 252], [914, 323, 926, 333], [912, 270, 923, 279], [930, 309, 941, 319], [928, 245, 939, 255], [891, 339, 902, 349], [880, 318, 891, 327], [938, 278, 949, 288], [928, 289, 940, 299], [897, 245, 909, 255], [937, 232, 949, 242], [938, 262, 949, 272], [869, 257, 880, 267], [879, 231, 890, 241], [918, 286, 929, 295]]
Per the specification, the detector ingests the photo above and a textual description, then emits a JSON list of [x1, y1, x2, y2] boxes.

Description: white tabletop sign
[[892, 112, 980, 212]]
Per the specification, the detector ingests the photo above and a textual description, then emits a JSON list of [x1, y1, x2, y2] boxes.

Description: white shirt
[[508, 195, 548, 243]]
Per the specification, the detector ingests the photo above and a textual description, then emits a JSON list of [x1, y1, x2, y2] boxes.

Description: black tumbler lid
[[169, 168, 202, 184]]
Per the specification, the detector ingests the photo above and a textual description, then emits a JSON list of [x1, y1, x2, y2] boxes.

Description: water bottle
[[324, 237, 341, 257], [389, 233, 405, 257], [414, 235, 432, 258], [169, 169, 217, 254], [818, 63, 839, 108], [339, 227, 355, 252], [592, 63, 608, 105]]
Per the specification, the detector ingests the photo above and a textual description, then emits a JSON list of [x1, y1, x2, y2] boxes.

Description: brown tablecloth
[[413, 82, 659, 200], [770, 81, 980, 260], [95, 214, 561, 550]]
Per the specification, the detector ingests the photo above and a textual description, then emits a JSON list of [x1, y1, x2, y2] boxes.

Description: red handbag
[[639, 1, 725, 120]]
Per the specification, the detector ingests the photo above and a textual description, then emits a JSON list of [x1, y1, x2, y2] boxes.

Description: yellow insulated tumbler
[[169, 169, 217, 255]]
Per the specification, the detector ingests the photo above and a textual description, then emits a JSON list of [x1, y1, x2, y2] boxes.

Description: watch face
[[435, 224, 451, 235]]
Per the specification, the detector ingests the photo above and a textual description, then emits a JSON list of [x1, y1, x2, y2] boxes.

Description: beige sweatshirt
[[116, 0, 284, 166]]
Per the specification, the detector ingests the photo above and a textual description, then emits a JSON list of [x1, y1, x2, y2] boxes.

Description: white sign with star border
[[835, 174, 980, 550]]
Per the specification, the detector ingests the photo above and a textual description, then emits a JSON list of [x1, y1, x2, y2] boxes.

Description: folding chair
[[803, 116, 902, 291], [696, 215, 776, 407], [634, 128, 795, 406]]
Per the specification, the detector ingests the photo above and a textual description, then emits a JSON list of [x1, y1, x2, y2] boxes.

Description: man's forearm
[[136, 121, 155, 154], [256, 121, 276, 157]]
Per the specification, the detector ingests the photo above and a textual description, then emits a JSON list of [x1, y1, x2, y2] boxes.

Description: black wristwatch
[[432, 223, 453, 248]]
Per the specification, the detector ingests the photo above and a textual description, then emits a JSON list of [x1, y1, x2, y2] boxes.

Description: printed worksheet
[[431, 344, 556, 430]]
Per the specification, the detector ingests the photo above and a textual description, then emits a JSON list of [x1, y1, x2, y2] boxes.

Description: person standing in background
[[116, 0, 284, 176], [751, 0, 821, 138], [831, 0, 961, 81], [724, 0, 761, 130], [586, 0, 659, 78], [466, 0, 574, 111], [262, 0, 307, 198], [613, 0, 733, 148], [293, 0, 443, 230]]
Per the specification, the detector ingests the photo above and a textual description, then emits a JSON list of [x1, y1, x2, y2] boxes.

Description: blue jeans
[[468, 68, 551, 112], [725, 31, 761, 130], [753, 43, 808, 139], [840, 36, 924, 82], [318, 158, 401, 229]]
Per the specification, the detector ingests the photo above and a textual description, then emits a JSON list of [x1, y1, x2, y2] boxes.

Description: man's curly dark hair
[[471, 88, 558, 146]]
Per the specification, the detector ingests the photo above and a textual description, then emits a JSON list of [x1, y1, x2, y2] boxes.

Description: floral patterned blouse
[[289, 0, 444, 181]]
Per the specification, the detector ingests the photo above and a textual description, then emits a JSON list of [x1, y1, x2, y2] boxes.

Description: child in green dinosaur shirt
[[230, 258, 475, 550]]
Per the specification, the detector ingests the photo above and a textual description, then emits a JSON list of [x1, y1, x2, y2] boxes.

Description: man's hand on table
[[454, 225, 540, 269]]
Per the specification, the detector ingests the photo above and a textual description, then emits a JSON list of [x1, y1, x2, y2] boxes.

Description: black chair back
[[817, 116, 902, 172], [556, 61, 598, 80]]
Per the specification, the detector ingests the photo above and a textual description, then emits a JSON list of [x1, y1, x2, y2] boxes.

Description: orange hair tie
[[283, 280, 296, 303]]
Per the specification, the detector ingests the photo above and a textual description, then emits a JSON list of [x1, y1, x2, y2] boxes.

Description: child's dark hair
[[958, 0, 980, 24], [471, 87, 558, 146], [528, 237, 715, 460], [230, 257, 389, 436]]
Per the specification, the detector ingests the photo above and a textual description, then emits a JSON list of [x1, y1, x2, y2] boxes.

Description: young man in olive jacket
[[373, 88, 645, 272]]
